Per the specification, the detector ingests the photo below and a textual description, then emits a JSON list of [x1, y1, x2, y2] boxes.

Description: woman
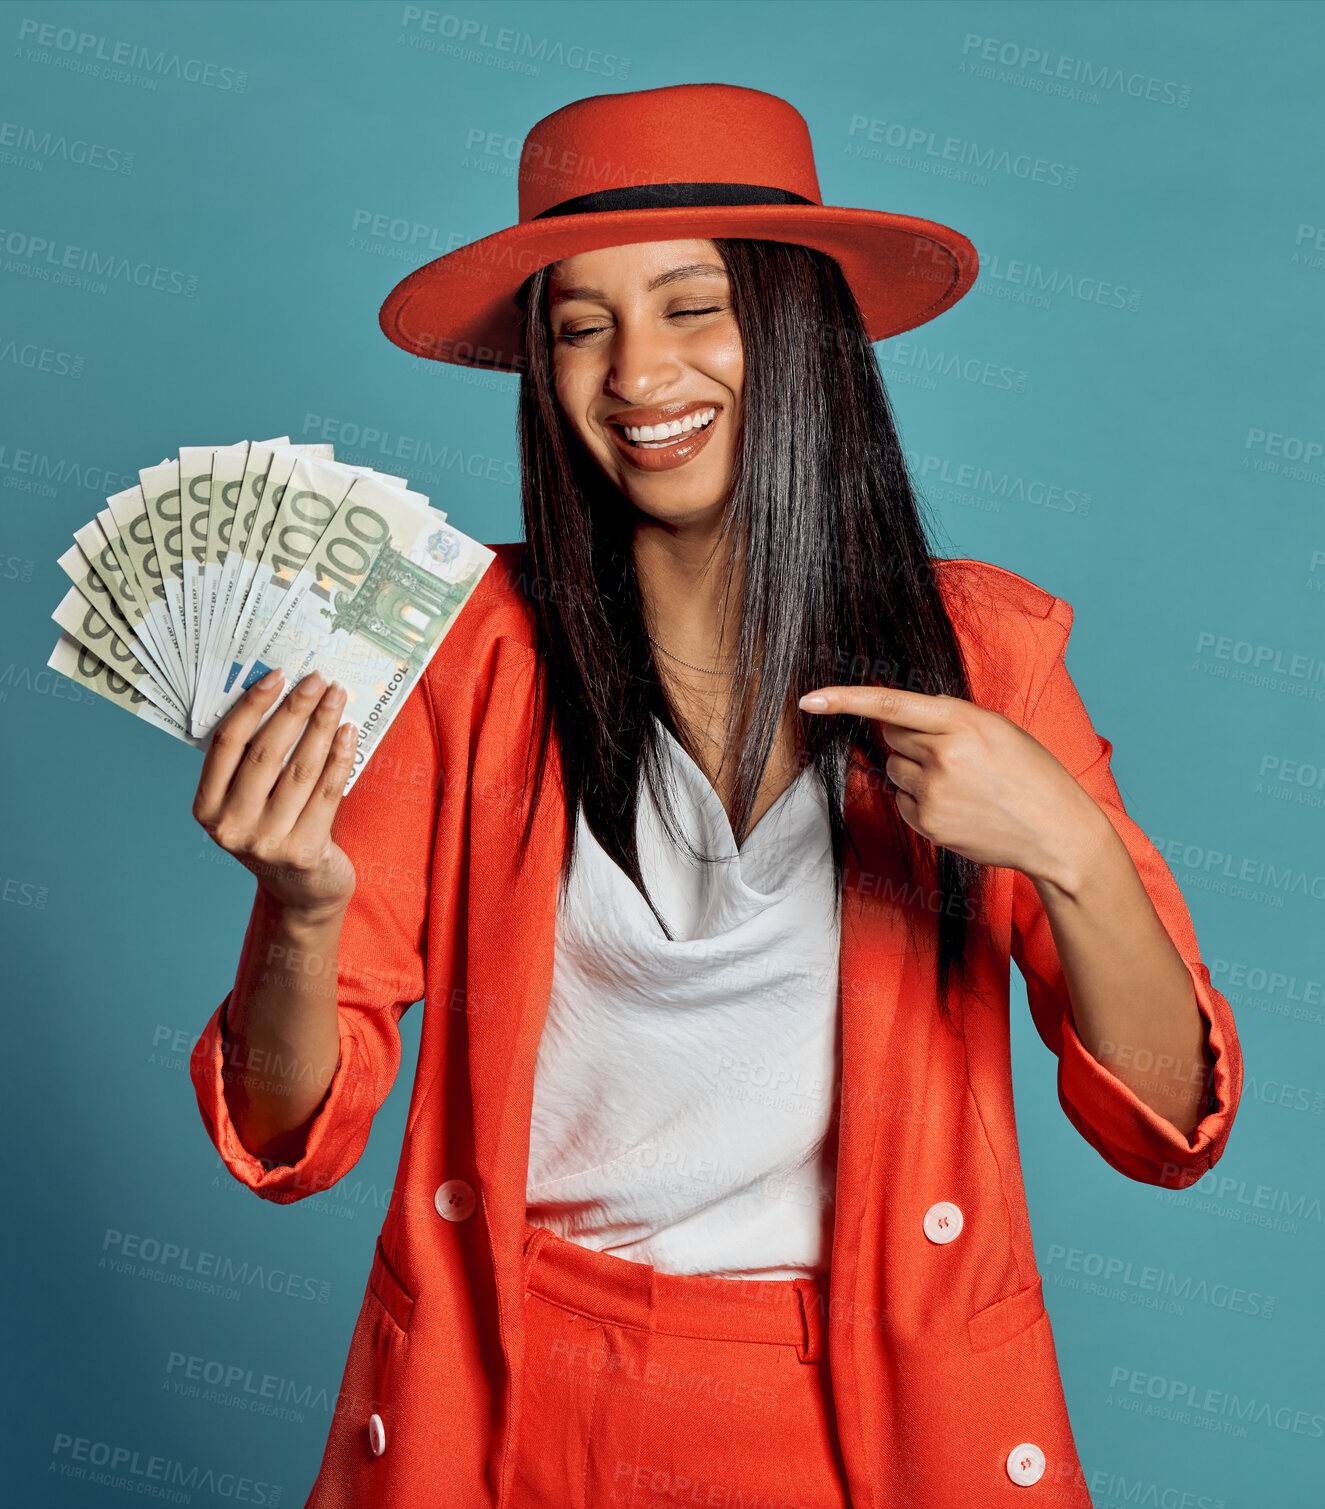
[[190, 84, 1242, 1509]]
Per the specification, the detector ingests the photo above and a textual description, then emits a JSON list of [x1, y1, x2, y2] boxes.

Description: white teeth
[[622, 408, 716, 444]]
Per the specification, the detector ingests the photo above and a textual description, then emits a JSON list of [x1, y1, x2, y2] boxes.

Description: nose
[[603, 312, 684, 406]]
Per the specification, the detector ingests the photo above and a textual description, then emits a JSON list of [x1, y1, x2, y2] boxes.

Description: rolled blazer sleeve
[[1009, 596, 1243, 1190], [190, 674, 442, 1204]]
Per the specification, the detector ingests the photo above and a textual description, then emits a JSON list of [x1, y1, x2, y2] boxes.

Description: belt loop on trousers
[[792, 1278, 824, 1363]]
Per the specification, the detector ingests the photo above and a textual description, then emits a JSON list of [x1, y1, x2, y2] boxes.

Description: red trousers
[[513, 1222, 852, 1508]]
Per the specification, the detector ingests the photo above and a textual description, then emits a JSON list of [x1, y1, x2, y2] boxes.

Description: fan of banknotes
[[48, 435, 495, 794]]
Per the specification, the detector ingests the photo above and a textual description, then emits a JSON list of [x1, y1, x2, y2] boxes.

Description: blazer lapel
[[826, 752, 918, 1508], [463, 637, 565, 1319]]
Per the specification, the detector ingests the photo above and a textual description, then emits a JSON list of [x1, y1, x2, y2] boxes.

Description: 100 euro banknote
[[48, 438, 495, 792], [204, 472, 493, 790]]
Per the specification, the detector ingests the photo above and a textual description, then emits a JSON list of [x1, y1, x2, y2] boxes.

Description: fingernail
[[258, 667, 283, 687], [799, 694, 828, 712]]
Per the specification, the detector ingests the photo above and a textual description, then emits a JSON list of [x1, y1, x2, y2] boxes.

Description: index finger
[[797, 685, 958, 731], [194, 667, 287, 818]]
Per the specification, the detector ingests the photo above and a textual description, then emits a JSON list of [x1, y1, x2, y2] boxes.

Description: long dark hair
[[509, 237, 991, 1020]]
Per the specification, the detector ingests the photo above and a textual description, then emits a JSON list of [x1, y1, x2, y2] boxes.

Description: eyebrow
[[548, 261, 730, 309]]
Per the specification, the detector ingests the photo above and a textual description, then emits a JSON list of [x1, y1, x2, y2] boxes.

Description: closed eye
[[556, 308, 725, 344]]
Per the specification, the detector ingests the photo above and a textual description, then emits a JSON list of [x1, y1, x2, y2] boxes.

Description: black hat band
[[532, 182, 817, 218]]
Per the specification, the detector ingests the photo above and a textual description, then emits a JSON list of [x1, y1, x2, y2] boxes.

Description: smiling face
[[547, 239, 744, 528]]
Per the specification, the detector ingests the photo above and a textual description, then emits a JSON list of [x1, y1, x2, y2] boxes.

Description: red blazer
[[191, 547, 1243, 1508]]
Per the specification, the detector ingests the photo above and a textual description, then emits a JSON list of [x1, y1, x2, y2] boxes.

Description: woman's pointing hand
[[798, 686, 1108, 887]]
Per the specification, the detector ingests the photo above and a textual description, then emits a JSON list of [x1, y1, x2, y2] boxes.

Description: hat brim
[[377, 204, 978, 373]]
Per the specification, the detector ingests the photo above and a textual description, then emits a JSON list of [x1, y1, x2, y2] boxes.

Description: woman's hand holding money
[[193, 666, 359, 919], [191, 666, 360, 1163]]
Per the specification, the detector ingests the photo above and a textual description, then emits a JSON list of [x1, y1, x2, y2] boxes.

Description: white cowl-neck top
[[524, 715, 842, 1280]]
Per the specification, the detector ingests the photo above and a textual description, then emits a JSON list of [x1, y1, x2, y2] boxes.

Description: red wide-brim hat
[[378, 82, 979, 375]]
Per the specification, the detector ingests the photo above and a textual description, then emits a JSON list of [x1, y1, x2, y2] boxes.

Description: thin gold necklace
[[647, 634, 740, 676]]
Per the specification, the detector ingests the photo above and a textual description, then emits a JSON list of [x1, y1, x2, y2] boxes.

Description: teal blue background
[[2, 1, 1321, 1504]]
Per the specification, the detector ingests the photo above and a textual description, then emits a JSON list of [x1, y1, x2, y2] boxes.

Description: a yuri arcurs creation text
[[48, 435, 494, 792]]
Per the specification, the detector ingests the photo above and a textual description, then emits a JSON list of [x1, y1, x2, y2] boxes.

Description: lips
[[605, 403, 722, 473], [606, 400, 719, 430], [615, 411, 717, 449]]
